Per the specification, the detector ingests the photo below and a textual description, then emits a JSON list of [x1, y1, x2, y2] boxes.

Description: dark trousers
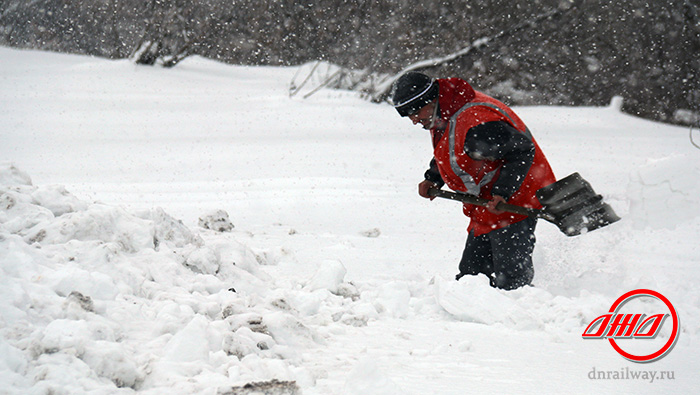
[[456, 217, 537, 290]]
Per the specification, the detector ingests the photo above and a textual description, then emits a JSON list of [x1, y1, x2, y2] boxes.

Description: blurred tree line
[[1, 0, 698, 124]]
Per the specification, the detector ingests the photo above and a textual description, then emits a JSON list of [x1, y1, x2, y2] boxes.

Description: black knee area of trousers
[[457, 217, 537, 290]]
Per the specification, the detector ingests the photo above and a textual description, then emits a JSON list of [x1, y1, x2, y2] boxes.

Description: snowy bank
[[0, 164, 316, 393], [2, 163, 699, 394]]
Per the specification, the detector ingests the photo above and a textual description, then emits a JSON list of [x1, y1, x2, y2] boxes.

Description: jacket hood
[[429, 78, 476, 147], [436, 78, 476, 121]]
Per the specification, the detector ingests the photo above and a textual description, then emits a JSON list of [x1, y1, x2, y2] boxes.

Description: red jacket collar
[[430, 78, 476, 146], [436, 78, 476, 121]]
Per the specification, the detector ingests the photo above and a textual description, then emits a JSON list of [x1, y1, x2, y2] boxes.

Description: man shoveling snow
[[391, 71, 556, 290]]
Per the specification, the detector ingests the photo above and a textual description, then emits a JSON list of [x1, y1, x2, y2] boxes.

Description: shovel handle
[[427, 188, 542, 218]]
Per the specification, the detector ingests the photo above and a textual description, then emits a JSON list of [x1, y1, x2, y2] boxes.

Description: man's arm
[[418, 158, 444, 200], [424, 158, 445, 189], [464, 121, 535, 200]]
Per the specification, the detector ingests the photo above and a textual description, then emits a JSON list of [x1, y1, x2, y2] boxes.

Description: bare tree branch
[[369, 8, 565, 103]]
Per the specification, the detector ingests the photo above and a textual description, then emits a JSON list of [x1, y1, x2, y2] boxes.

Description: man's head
[[406, 100, 439, 130], [391, 71, 439, 121]]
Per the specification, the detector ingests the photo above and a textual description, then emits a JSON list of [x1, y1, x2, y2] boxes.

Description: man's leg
[[489, 217, 537, 290], [456, 230, 493, 282]]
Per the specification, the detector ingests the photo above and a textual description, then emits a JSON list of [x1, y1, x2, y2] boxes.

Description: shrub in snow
[[198, 209, 234, 232]]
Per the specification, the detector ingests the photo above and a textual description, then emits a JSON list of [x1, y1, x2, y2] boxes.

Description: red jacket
[[431, 78, 556, 236]]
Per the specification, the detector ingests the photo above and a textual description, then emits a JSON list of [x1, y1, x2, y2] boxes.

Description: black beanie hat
[[391, 72, 439, 117]]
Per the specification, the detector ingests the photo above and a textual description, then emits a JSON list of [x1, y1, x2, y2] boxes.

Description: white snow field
[[1, 47, 699, 394]]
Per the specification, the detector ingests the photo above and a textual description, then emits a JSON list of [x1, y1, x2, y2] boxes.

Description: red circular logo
[[582, 289, 680, 363], [606, 289, 679, 363]]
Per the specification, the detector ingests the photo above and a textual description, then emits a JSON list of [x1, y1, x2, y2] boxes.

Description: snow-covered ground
[[1, 47, 699, 394]]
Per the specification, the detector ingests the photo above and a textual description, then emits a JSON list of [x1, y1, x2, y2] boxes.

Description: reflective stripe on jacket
[[433, 91, 556, 236]]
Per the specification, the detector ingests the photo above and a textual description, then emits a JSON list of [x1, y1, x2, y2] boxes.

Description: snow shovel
[[427, 172, 620, 236]]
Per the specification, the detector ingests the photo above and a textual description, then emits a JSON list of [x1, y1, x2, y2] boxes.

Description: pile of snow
[[5, 162, 695, 393], [0, 164, 338, 393]]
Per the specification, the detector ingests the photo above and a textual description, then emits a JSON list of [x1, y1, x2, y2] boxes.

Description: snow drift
[[2, 161, 698, 393]]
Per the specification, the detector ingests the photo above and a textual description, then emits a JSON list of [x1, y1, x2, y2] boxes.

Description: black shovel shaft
[[427, 173, 620, 237], [427, 188, 548, 219]]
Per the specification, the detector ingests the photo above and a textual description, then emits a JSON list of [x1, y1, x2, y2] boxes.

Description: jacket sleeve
[[463, 121, 535, 200], [424, 158, 445, 188]]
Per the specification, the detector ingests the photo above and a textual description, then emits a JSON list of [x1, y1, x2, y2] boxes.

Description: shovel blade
[[536, 173, 620, 236]]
